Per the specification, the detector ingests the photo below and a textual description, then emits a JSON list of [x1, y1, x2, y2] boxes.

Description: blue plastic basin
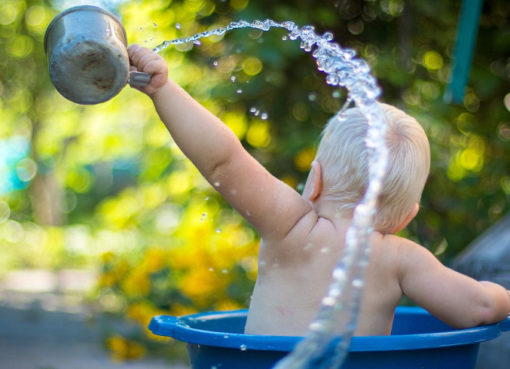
[[149, 307, 510, 369]]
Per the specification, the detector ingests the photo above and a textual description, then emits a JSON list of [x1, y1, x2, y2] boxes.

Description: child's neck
[[310, 196, 352, 224]]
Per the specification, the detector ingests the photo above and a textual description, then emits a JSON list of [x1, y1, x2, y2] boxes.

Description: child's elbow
[[476, 306, 505, 326], [476, 284, 510, 326]]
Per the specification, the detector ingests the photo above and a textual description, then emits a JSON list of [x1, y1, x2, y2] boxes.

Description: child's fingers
[[143, 60, 167, 75], [128, 44, 153, 67], [138, 53, 160, 71], [127, 44, 142, 64], [128, 45, 164, 75], [127, 44, 168, 94]]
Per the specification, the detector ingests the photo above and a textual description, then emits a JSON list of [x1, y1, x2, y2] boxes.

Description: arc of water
[[153, 20, 388, 369]]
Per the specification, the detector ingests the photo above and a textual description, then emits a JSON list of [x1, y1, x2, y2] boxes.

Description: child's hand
[[127, 44, 168, 96]]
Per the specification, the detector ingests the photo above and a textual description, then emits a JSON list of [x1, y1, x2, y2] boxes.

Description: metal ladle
[[44, 5, 151, 105]]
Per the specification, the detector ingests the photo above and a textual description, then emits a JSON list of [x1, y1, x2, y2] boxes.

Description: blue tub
[[149, 307, 510, 369]]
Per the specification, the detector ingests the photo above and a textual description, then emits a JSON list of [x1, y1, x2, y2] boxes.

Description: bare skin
[[128, 44, 510, 336]]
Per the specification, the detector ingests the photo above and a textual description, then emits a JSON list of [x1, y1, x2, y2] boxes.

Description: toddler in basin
[[128, 44, 510, 336]]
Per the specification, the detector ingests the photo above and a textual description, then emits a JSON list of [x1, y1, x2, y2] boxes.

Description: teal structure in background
[[0, 136, 31, 195], [445, 0, 484, 104]]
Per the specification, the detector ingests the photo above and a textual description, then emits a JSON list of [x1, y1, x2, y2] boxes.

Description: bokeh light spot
[[423, 50, 443, 71]]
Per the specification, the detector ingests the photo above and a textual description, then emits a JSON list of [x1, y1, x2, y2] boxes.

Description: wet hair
[[314, 103, 430, 233]]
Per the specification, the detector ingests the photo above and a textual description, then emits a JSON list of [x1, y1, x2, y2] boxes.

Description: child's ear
[[391, 203, 419, 234], [308, 161, 323, 202]]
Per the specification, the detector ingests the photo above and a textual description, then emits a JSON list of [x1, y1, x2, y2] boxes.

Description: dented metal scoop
[[44, 5, 151, 105]]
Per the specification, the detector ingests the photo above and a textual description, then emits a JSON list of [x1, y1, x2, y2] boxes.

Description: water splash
[[153, 19, 388, 369]]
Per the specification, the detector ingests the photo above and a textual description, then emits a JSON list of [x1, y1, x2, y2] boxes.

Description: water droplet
[[240, 344, 247, 351], [216, 228, 222, 233], [260, 113, 268, 120], [208, 267, 214, 272], [175, 23, 181, 30], [328, 287, 341, 298], [282, 35, 288, 41], [249, 107, 257, 113], [213, 60, 219, 67], [153, 22, 158, 27], [193, 39, 202, 46], [236, 89, 243, 94], [352, 278, 363, 288], [231, 75, 237, 82], [309, 321, 324, 331], [200, 212, 207, 221], [333, 268, 346, 281], [326, 74, 339, 86], [223, 334, 229, 339], [332, 90, 341, 98], [221, 269, 228, 274], [281, 21, 296, 30], [289, 32, 299, 41], [322, 296, 336, 306], [322, 31, 334, 41], [214, 181, 221, 187], [308, 92, 317, 101]]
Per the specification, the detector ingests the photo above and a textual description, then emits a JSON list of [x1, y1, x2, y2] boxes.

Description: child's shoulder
[[371, 233, 427, 272], [378, 233, 442, 280], [378, 232, 423, 252]]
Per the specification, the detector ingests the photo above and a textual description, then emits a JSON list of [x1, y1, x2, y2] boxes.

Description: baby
[[128, 44, 510, 336]]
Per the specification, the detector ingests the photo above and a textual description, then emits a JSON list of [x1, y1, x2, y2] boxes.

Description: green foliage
[[1, 0, 510, 359]]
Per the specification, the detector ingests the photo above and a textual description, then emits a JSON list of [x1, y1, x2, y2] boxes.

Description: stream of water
[[153, 20, 389, 369]]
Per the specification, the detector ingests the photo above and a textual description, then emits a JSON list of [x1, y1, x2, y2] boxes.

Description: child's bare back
[[245, 214, 402, 336], [246, 213, 510, 336]]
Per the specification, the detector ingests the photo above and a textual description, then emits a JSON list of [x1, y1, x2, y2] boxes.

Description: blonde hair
[[315, 103, 430, 233]]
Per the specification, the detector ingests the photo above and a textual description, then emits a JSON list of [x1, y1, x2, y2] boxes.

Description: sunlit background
[[1, 0, 509, 364]]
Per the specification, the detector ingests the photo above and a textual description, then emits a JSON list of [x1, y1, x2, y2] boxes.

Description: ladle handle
[[129, 71, 152, 87]]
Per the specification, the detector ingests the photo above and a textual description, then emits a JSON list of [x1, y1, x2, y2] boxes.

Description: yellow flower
[[126, 302, 171, 341], [142, 248, 167, 273], [294, 147, 316, 172], [100, 251, 115, 264], [247, 120, 271, 148], [113, 259, 130, 277], [122, 269, 151, 297], [170, 304, 198, 317], [98, 272, 117, 288], [216, 299, 244, 311], [179, 268, 226, 303], [126, 302, 152, 325], [106, 334, 146, 361]]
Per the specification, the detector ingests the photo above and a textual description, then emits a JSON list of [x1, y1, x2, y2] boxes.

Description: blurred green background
[[1, 0, 509, 361]]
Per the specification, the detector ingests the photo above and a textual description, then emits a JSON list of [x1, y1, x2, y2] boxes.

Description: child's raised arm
[[397, 238, 510, 328], [128, 45, 312, 241]]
